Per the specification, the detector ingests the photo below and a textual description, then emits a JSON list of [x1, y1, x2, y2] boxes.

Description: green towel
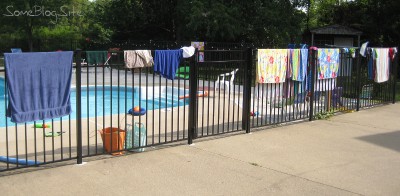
[[86, 51, 108, 65]]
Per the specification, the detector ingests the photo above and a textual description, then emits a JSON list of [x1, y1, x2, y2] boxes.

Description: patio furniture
[[214, 68, 239, 92]]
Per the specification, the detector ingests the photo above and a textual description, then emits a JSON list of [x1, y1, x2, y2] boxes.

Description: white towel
[[359, 41, 369, 57], [181, 46, 195, 58], [374, 48, 390, 83]]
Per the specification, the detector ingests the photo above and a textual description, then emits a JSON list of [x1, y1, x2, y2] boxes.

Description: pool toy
[[34, 123, 51, 128], [128, 107, 146, 116], [0, 156, 40, 165]]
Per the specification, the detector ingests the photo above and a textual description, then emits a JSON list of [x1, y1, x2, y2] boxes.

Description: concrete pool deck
[[0, 102, 399, 195]]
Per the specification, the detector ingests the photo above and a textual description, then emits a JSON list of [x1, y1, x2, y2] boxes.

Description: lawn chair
[[214, 68, 239, 92]]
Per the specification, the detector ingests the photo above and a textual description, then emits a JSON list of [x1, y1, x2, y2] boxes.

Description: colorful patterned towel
[[257, 49, 288, 83], [317, 49, 340, 79]]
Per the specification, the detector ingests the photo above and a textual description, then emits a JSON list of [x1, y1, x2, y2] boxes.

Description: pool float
[[0, 156, 40, 165], [128, 106, 147, 116], [34, 123, 51, 128]]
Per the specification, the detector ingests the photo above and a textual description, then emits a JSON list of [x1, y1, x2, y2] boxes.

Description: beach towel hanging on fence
[[317, 48, 340, 79], [289, 49, 308, 81], [86, 51, 108, 65], [256, 49, 288, 83], [154, 49, 183, 80], [124, 50, 153, 68], [4, 52, 73, 123], [372, 48, 390, 83]]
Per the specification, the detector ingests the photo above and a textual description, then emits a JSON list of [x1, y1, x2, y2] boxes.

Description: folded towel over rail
[[5, 51, 73, 123], [154, 49, 183, 80]]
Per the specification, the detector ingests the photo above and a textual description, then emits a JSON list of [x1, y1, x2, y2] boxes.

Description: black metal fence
[[0, 45, 398, 173]]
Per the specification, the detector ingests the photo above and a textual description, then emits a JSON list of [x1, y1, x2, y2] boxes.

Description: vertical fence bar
[[355, 51, 362, 111], [309, 49, 317, 121], [76, 49, 83, 164], [188, 49, 198, 144], [242, 48, 253, 133], [392, 52, 398, 104]]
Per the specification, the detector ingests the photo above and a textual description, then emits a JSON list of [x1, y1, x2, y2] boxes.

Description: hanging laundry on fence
[[181, 46, 195, 58], [389, 47, 398, 61], [124, 50, 153, 68], [4, 52, 73, 123], [317, 48, 340, 79], [86, 51, 108, 65], [367, 50, 375, 80], [373, 48, 390, 83], [257, 49, 288, 83], [290, 49, 308, 81], [154, 49, 183, 80]]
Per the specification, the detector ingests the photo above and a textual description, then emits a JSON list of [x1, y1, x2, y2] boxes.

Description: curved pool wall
[[0, 79, 189, 127]]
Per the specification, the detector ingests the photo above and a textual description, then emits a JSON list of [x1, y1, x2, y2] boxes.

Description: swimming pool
[[0, 77, 189, 127]]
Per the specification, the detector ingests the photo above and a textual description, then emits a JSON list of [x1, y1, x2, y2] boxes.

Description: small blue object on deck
[[0, 156, 40, 165]]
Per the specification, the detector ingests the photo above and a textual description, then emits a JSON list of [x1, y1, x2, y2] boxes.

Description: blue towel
[[11, 48, 22, 53], [5, 52, 73, 123], [297, 49, 308, 81], [367, 57, 374, 80], [154, 49, 183, 80]]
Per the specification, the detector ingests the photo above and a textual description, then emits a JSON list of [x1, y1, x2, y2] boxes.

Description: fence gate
[[188, 49, 250, 140]]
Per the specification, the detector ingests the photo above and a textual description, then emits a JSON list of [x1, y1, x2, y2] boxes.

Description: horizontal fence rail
[[0, 44, 398, 173]]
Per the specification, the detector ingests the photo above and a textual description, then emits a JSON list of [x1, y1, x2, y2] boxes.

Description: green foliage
[[313, 110, 335, 120], [308, 0, 400, 46], [0, 0, 399, 49]]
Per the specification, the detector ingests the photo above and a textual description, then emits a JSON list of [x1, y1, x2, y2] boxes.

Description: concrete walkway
[[0, 104, 399, 195]]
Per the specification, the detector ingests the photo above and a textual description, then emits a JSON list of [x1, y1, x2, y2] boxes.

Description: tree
[[0, 0, 85, 51]]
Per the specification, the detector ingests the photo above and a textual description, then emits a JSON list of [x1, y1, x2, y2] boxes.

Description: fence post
[[309, 49, 317, 121], [76, 49, 83, 164], [188, 49, 198, 144], [355, 51, 362, 111], [392, 51, 398, 104], [242, 48, 253, 133]]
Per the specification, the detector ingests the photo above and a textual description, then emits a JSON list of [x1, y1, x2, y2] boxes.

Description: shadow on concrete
[[356, 130, 400, 153]]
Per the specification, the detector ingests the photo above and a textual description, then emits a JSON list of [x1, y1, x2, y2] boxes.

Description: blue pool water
[[0, 77, 189, 127]]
